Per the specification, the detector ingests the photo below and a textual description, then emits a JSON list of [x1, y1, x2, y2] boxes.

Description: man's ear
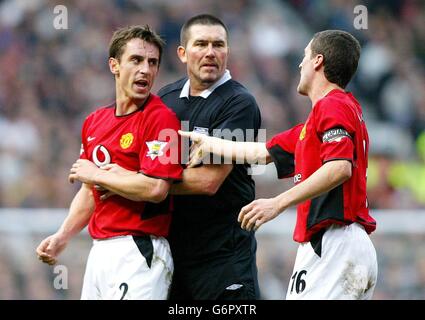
[[109, 57, 119, 75], [314, 54, 324, 71], [177, 46, 187, 63]]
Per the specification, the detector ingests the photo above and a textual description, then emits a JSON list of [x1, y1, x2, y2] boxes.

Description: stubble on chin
[[199, 74, 217, 86]]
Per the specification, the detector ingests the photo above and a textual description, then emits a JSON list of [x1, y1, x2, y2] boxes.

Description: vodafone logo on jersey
[[92, 145, 111, 167], [294, 173, 302, 184]]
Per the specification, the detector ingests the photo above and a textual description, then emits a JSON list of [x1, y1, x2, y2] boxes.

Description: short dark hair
[[109, 25, 165, 65], [180, 14, 229, 48], [310, 30, 361, 88]]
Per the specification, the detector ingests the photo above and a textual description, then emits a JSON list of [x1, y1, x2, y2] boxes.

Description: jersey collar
[[179, 69, 232, 99]]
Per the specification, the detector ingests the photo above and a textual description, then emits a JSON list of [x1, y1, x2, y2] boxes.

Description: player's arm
[[170, 164, 233, 195], [172, 91, 263, 195], [179, 130, 272, 167], [36, 183, 95, 265], [239, 159, 352, 231], [70, 159, 227, 198], [69, 160, 170, 203], [92, 169, 171, 203]]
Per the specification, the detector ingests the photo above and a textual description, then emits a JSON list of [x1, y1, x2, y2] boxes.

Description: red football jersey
[[80, 94, 183, 239], [266, 89, 376, 243]]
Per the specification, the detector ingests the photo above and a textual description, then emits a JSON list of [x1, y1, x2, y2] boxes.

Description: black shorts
[[169, 256, 260, 300]]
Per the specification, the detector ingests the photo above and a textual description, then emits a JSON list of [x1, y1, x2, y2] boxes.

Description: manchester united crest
[[120, 133, 134, 149]]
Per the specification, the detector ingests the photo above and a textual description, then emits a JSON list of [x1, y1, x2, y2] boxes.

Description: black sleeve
[[265, 124, 304, 179], [267, 144, 295, 179]]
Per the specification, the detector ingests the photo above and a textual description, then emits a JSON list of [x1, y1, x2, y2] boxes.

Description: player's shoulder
[[314, 90, 363, 125], [157, 77, 187, 98], [319, 89, 358, 107], [315, 90, 354, 114], [84, 102, 115, 121], [145, 94, 179, 121]]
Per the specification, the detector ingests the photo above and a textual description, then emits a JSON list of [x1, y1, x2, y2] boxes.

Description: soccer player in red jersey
[[36, 25, 183, 299], [180, 30, 377, 299], [89, 15, 262, 300]]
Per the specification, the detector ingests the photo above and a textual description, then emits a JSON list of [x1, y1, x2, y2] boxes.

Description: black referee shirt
[[158, 76, 262, 264]]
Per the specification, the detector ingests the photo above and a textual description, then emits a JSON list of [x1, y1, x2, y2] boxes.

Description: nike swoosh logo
[[87, 136, 96, 141]]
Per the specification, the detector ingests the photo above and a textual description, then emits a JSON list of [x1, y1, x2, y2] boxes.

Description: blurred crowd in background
[[1, 226, 424, 299], [0, 0, 424, 209], [0, 0, 424, 299]]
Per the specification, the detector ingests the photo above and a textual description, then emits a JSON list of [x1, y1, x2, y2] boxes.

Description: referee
[[159, 14, 262, 300]]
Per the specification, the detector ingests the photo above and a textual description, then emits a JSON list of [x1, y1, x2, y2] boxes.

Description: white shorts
[[81, 235, 173, 300], [286, 223, 377, 300]]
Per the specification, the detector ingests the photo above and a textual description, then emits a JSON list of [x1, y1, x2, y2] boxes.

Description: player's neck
[[115, 95, 148, 116], [309, 80, 344, 108]]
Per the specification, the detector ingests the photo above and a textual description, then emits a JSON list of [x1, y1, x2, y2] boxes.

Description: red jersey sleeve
[[139, 107, 183, 180], [79, 113, 93, 160], [266, 124, 304, 179], [314, 97, 355, 164]]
